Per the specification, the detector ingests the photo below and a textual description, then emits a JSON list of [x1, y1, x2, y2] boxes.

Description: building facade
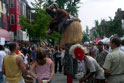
[[8, 0, 31, 41], [0, 0, 9, 30], [115, 8, 124, 20], [115, 8, 124, 30], [9, 0, 21, 35]]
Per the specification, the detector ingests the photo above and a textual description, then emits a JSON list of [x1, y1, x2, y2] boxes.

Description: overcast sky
[[28, 0, 124, 31]]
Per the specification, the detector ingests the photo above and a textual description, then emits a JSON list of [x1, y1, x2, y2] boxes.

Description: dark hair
[[0, 45, 4, 50], [111, 37, 121, 47], [36, 48, 46, 65], [9, 43, 17, 52], [32, 46, 35, 51], [22, 48, 27, 55], [121, 40, 124, 45]]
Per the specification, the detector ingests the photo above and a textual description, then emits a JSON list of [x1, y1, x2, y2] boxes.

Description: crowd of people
[[0, 42, 66, 83], [0, 37, 124, 83], [79, 37, 124, 83]]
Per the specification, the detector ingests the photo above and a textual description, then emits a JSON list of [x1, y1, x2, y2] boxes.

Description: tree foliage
[[92, 17, 124, 40], [82, 26, 90, 43], [20, 0, 61, 41], [95, 20, 104, 38], [107, 17, 123, 37]]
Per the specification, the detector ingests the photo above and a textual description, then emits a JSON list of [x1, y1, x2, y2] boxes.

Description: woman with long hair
[[30, 48, 54, 83]]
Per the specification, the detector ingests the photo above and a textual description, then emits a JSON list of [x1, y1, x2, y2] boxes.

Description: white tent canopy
[[104, 38, 110, 44], [101, 37, 108, 43], [100, 37, 110, 44]]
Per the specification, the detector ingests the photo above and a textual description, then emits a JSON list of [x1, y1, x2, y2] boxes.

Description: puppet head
[[46, 3, 59, 18], [69, 44, 88, 61]]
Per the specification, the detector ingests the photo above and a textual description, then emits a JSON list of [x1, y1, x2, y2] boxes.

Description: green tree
[[82, 31, 89, 43], [107, 17, 124, 37], [95, 20, 104, 38], [94, 17, 124, 38], [20, 0, 61, 41], [86, 25, 89, 35], [82, 26, 90, 42]]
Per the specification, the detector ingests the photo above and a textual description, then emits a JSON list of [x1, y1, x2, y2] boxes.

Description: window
[[10, 14, 15, 25], [0, 1, 2, 12], [3, 3, 7, 14], [22, 3, 26, 16], [0, 13, 3, 28], [10, 0, 14, 8]]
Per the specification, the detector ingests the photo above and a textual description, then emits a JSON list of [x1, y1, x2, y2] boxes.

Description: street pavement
[[52, 73, 79, 83]]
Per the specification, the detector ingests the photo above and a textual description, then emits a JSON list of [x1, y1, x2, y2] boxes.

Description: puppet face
[[46, 3, 58, 18]]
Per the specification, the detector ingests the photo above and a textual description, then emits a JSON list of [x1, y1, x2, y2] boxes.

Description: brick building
[[0, 0, 9, 30]]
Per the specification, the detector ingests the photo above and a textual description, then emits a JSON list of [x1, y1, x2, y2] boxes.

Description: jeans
[[0, 72, 4, 83], [36, 78, 52, 83]]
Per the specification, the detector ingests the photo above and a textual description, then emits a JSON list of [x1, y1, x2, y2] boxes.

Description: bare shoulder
[[16, 55, 23, 60], [16, 55, 24, 64], [47, 58, 53, 64]]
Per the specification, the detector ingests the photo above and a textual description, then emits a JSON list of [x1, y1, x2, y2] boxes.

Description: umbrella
[[94, 38, 102, 44], [120, 37, 124, 40], [101, 37, 108, 43], [0, 29, 11, 41]]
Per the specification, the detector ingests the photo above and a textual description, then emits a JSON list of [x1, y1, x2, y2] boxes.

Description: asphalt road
[[52, 73, 79, 83]]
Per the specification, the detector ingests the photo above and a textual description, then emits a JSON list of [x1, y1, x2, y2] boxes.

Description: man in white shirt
[[103, 37, 124, 83], [0, 45, 6, 83], [120, 39, 124, 52], [79, 55, 105, 83]]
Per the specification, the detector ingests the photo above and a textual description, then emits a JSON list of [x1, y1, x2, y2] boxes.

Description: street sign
[[0, 37, 5, 45]]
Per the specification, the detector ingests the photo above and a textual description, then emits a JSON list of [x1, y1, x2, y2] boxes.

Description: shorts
[[5, 80, 25, 83], [36, 78, 52, 83]]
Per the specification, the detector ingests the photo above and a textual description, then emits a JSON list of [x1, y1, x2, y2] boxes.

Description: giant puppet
[[46, 3, 82, 83]]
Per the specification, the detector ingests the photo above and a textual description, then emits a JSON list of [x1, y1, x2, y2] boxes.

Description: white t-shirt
[[120, 46, 124, 52], [0, 51, 6, 71], [82, 56, 105, 79], [4, 48, 10, 55], [24, 55, 28, 64]]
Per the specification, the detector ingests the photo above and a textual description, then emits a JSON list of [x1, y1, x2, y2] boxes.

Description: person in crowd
[[79, 55, 105, 83], [30, 48, 54, 83], [60, 48, 65, 66], [96, 41, 108, 67], [89, 44, 98, 59], [22, 48, 29, 69], [0, 45, 6, 83], [120, 39, 124, 51], [31, 46, 37, 63], [4, 44, 10, 55], [103, 37, 124, 83], [16, 45, 24, 59], [54, 46, 62, 73], [104, 44, 110, 53], [79, 45, 105, 83], [51, 46, 55, 60], [2, 43, 32, 83]]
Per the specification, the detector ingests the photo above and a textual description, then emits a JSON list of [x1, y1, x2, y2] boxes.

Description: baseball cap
[[97, 41, 104, 45]]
